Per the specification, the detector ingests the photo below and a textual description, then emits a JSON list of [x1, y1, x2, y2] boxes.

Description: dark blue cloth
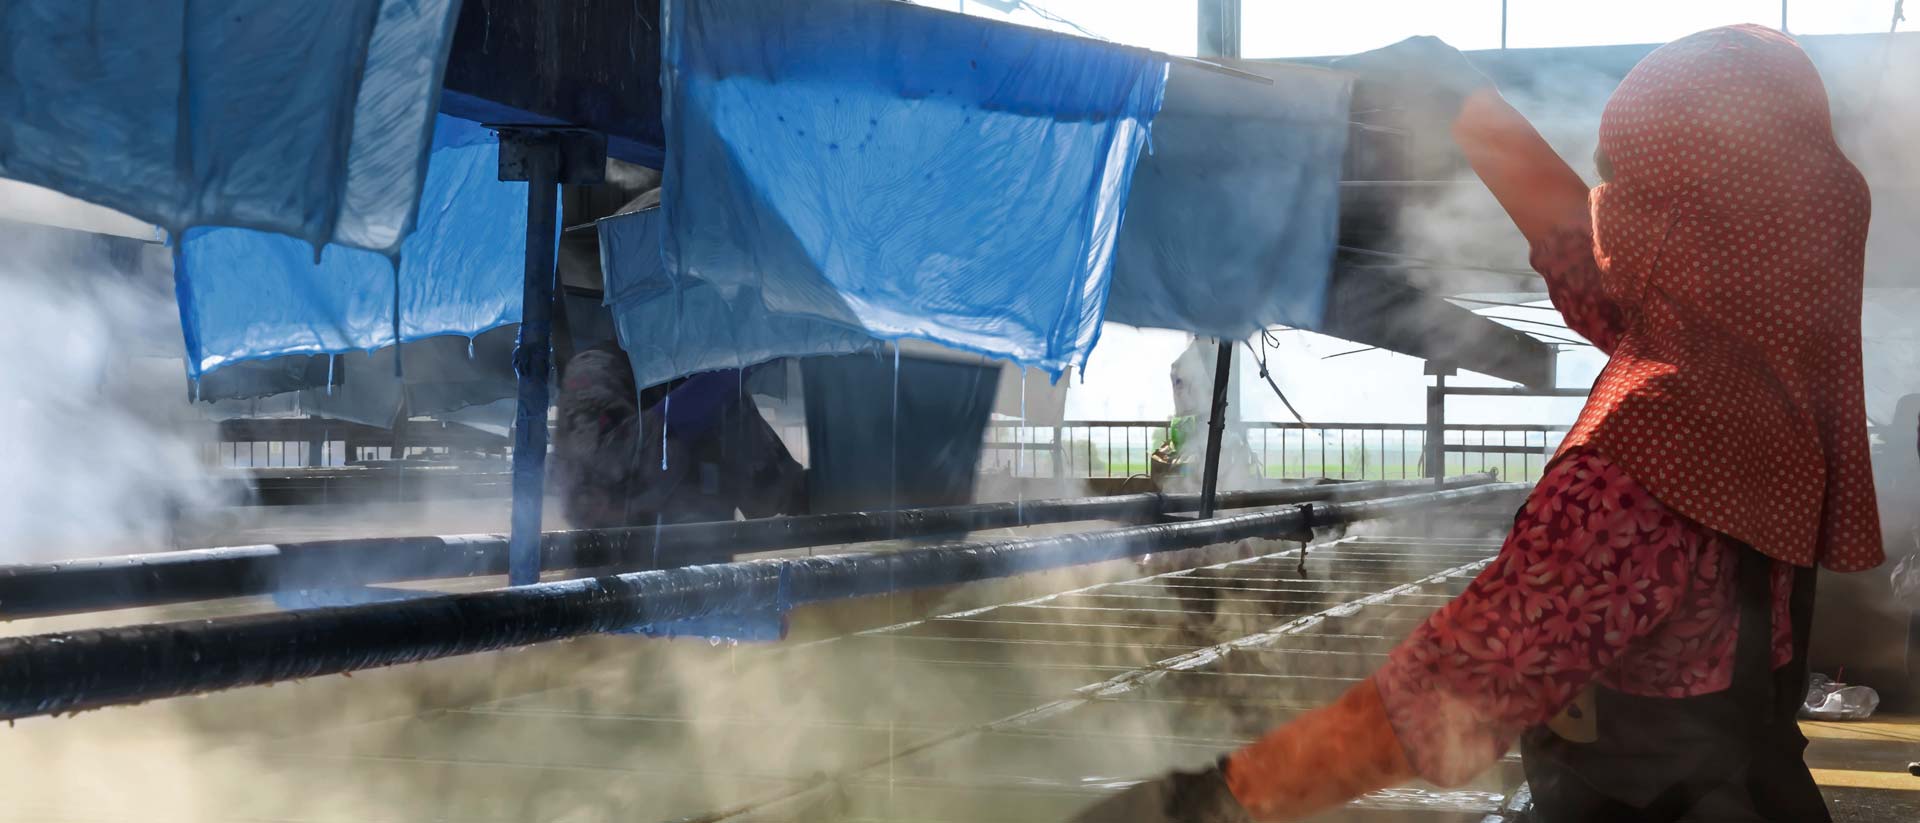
[[0, 0, 460, 254]]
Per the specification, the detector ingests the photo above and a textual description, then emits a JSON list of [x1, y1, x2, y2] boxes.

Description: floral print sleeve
[[1372, 450, 1708, 786], [1531, 218, 1625, 355]]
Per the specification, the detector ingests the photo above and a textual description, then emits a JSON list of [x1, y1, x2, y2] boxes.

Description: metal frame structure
[[0, 483, 1525, 721], [136, 531, 1523, 823], [1424, 362, 1589, 484], [673, 535, 1521, 823], [495, 127, 608, 586], [0, 476, 1495, 621]]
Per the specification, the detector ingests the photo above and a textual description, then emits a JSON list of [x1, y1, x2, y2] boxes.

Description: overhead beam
[[1319, 266, 1558, 388], [440, 0, 666, 167]]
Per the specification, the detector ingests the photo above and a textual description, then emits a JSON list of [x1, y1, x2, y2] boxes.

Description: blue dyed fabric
[[1105, 60, 1351, 338], [599, 207, 878, 390], [659, 0, 1167, 377], [0, 0, 461, 254], [176, 115, 529, 379]]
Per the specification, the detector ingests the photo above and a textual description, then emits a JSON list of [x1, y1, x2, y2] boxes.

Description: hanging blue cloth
[[0, 0, 462, 255], [599, 206, 879, 390], [659, 0, 1167, 378], [1104, 60, 1351, 338], [174, 115, 529, 379]]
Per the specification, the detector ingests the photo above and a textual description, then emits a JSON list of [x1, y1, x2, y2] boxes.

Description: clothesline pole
[[496, 126, 607, 586], [1198, 341, 1234, 518], [1195, 2, 1240, 519]]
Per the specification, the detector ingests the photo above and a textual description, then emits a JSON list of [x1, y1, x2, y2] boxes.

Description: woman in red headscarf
[[1072, 25, 1881, 823]]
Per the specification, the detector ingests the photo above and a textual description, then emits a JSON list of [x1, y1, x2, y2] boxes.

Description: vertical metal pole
[[1197, 0, 1243, 60], [305, 415, 324, 468], [1198, 341, 1233, 518], [508, 146, 559, 587], [1501, 0, 1509, 48], [1425, 372, 1447, 486]]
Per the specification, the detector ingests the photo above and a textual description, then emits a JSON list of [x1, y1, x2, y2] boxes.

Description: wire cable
[[1242, 340, 1309, 426]]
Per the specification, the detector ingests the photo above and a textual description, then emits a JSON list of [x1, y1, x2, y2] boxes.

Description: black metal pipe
[[1198, 341, 1234, 518], [0, 476, 1496, 621], [0, 483, 1527, 720], [1440, 386, 1588, 398]]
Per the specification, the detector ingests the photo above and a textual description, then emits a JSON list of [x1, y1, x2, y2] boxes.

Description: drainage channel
[[114, 534, 1519, 822], [656, 535, 1515, 823]]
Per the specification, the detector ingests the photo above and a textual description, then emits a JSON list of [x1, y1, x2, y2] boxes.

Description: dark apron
[[1518, 545, 1828, 822]]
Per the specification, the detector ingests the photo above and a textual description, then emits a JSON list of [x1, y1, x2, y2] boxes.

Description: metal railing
[[209, 417, 1572, 482], [205, 418, 507, 469], [982, 421, 1570, 482]]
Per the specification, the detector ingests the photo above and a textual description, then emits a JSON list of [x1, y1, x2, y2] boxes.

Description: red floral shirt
[[1370, 222, 1795, 786]]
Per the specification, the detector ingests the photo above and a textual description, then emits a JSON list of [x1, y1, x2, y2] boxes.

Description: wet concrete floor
[[0, 529, 1913, 821]]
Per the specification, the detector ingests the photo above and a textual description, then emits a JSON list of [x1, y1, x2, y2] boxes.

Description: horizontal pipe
[[1439, 386, 1589, 398], [0, 476, 1495, 620], [0, 483, 1527, 720]]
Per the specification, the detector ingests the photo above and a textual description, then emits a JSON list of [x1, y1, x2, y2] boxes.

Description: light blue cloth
[[175, 115, 529, 379], [0, 0, 461, 254], [1105, 60, 1351, 338], [659, 0, 1166, 377]]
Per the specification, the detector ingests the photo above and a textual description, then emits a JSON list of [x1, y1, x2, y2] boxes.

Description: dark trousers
[[1519, 549, 1828, 822]]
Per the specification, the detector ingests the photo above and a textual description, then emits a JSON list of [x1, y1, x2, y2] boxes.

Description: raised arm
[[1452, 90, 1590, 250], [1333, 37, 1624, 353], [1453, 90, 1624, 352]]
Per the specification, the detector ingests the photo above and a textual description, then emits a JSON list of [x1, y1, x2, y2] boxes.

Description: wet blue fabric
[[295, 327, 521, 428], [175, 115, 529, 379], [659, 0, 1166, 377], [801, 352, 1000, 514], [0, 0, 461, 255], [1105, 60, 1351, 338], [599, 207, 879, 390]]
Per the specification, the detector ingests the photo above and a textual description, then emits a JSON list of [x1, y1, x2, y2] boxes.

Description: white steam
[[0, 185, 227, 560]]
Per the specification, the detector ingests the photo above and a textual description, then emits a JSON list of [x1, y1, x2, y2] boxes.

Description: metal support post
[[305, 415, 325, 467], [389, 398, 411, 461], [1424, 361, 1454, 485], [496, 126, 606, 586], [1197, 0, 1242, 60], [1198, 340, 1234, 518]]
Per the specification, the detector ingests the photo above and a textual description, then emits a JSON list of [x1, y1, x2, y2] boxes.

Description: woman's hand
[[1335, 37, 1587, 247], [1066, 760, 1252, 823]]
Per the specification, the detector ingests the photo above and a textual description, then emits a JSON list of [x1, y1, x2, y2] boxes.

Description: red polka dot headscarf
[[1570, 24, 1882, 571]]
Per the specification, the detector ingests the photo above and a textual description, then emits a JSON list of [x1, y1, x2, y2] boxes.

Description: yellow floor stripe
[[1801, 718, 1920, 743], [1809, 768, 1920, 791]]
